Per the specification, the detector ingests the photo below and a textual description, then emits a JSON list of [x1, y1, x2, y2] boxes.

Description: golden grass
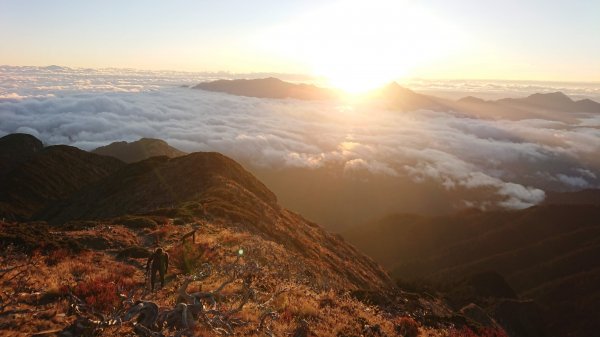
[[1, 220, 489, 337]]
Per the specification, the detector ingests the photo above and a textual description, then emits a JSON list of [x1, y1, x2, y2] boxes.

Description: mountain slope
[[543, 189, 600, 206], [344, 205, 600, 337], [0, 217, 465, 337], [40, 151, 391, 290], [92, 138, 186, 163]]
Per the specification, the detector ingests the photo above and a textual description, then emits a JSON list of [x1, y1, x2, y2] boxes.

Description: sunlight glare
[[260, 0, 466, 93]]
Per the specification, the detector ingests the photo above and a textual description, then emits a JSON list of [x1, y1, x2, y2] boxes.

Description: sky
[[1, 0, 599, 89]]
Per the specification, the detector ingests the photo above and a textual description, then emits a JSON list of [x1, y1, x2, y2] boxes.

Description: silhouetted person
[[146, 247, 169, 291]]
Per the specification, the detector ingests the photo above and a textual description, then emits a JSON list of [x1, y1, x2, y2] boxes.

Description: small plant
[[291, 299, 320, 319], [45, 248, 71, 266], [70, 261, 93, 278], [170, 242, 214, 274], [71, 264, 140, 313]]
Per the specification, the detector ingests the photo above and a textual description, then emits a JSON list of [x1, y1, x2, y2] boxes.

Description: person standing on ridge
[[146, 247, 169, 291]]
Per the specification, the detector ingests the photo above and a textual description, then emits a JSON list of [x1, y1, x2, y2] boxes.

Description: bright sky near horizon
[[1, 0, 599, 90]]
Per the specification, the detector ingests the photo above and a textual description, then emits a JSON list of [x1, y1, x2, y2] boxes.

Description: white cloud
[[1, 66, 600, 210], [557, 174, 591, 188]]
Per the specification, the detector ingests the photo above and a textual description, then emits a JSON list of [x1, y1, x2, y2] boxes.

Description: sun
[[320, 63, 409, 94], [261, 0, 466, 94]]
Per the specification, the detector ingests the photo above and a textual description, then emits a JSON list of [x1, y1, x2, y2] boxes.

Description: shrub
[[45, 248, 71, 266], [69, 261, 93, 278], [71, 265, 140, 313], [291, 300, 320, 319], [169, 242, 214, 274], [73, 278, 132, 312], [395, 317, 419, 337]]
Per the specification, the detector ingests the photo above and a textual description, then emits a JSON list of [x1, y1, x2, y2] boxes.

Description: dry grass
[[1, 220, 501, 337]]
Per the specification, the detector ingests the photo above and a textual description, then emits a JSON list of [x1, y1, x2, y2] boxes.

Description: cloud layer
[[1, 66, 600, 210]]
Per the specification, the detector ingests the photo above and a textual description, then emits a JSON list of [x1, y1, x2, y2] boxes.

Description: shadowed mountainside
[[0, 133, 44, 178], [41, 152, 278, 224], [543, 189, 600, 206], [92, 138, 187, 163], [0, 139, 124, 221], [344, 205, 600, 337]]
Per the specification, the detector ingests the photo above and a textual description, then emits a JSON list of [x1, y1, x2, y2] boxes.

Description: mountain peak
[[495, 91, 600, 113], [457, 96, 487, 104], [192, 78, 338, 100], [93, 138, 186, 163], [0, 133, 44, 151], [0, 133, 45, 178], [527, 91, 573, 103]]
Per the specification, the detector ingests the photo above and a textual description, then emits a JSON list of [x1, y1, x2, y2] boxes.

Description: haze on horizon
[[1, 0, 599, 92]]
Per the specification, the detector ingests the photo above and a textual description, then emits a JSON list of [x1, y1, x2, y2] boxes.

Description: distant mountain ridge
[[497, 91, 600, 112], [193, 77, 339, 100], [192, 78, 600, 117], [93, 138, 186, 163]]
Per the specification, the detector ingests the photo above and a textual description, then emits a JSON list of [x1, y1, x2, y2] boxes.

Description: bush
[[169, 242, 215, 274], [395, 317, 419, 337], [71, 266, 140, 313], [45, 248, 71, 266]]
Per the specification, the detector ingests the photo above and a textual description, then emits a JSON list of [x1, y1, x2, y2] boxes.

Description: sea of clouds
[[1, 65, 599, 209]]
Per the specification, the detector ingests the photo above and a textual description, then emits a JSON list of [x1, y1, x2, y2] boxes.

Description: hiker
[[146, 247, 169, 291]]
